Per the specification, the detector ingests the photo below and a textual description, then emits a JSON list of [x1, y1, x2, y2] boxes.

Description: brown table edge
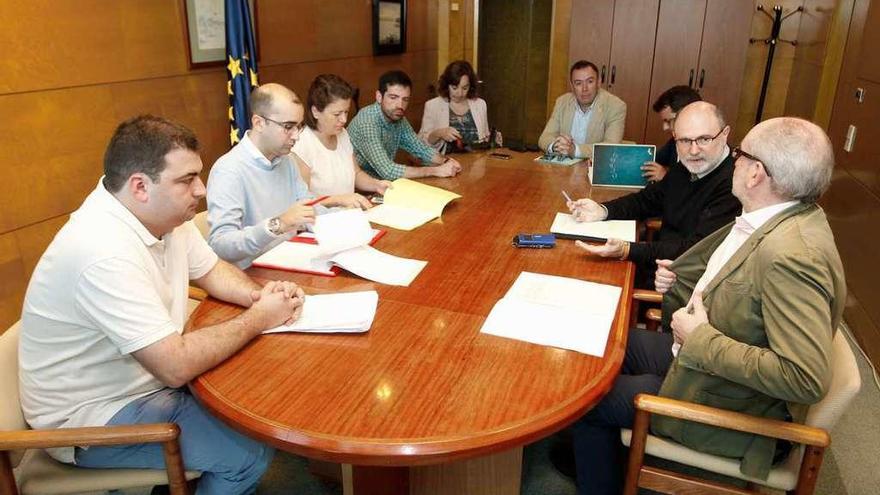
[[188, 262, 635, 466]]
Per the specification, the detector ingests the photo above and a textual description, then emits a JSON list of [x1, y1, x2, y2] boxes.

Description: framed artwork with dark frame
[[372, 0, 407, 55], [182, 0, 257, 68]]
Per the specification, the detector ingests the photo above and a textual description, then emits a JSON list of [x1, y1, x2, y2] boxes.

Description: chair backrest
[[805, 330, 861, 430], [192, 211, 209, 240], [0, 321, 28, 467]]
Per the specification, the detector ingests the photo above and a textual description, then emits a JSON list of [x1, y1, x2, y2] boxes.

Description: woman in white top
[[293, 74, 391, 197], [419, 60, 501, 151]]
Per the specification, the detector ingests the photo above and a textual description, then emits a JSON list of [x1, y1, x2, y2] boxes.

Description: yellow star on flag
[[227, 80, 233, 96], [227, 56, 243, 78], [228, 106, 234, 121], [230, 126, 240, 145], [250, 69, 259, 87]]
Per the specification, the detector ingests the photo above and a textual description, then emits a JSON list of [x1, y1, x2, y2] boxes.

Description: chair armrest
[[645, 309, 662, 322], [634, 394, 829, 447], [188, 286, 207, 301], [0, 423, 179, 451], [633, 289, 662, 304]]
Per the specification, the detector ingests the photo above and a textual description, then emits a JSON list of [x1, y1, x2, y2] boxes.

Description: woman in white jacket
[[419, 60, 500, 151]]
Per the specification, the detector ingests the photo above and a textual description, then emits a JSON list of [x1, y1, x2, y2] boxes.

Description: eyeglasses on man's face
[[675, 126, 728, 148], [259, 115, 303, 133], [731, 145, 772, 177]]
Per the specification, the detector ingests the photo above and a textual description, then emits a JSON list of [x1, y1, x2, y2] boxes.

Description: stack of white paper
[[252, 209, 428, 285], [480, 272, 622, 356], [366, 178, 461, 231], [550, 212, 637, 242], [263, 291, 379, 334], [313, 208, 375, 254]]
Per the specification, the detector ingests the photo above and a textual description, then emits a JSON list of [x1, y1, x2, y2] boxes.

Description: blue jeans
[[75, 388, 274, 495], [573, 329, 674, 495]]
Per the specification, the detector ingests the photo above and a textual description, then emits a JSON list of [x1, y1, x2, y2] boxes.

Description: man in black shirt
[[641, 85, 702, 182], [568, 101, 741, 288]]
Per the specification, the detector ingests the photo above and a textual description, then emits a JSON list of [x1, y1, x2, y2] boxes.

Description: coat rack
[[751, 4, 803, 124]]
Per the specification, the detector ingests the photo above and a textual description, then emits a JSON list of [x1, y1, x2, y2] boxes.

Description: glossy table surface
[[188, 151, 634, 467]]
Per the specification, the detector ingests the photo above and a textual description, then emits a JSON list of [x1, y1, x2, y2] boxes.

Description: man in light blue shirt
[[207, 83, 370, 268]]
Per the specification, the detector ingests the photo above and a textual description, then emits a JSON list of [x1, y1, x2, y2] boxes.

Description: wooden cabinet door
[[696, 0, 752, 137], [644, 0, 706, 148], [568, 0, 614, 87], [607, 0, 661, 142]]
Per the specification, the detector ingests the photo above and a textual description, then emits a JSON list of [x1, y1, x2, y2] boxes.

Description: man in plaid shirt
[[349, 70, 462, 180]]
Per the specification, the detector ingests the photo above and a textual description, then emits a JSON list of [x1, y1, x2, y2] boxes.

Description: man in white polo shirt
[[19, 115, 303, 494]]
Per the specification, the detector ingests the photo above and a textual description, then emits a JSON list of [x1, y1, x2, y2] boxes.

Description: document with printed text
[[480, 271, 622, 356]]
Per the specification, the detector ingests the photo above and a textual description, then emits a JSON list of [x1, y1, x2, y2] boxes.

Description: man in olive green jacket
[[570, 117, 845, 494]]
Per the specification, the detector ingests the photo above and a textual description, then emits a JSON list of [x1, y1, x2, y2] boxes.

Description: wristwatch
[[267, 217, 284, 236]]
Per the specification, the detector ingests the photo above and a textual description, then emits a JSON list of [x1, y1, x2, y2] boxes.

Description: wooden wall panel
[[853, 0, 880, 82], [0, 1, 187, 93], [813, 0, 856, 128], [784, 0, 838, 119], [547, 0, 573, 114], [825, 0, 880, 367], [0, 1, 439, 332], [822, 170, 880, 363], [0, 233, 27, 330], [735, 0, 805, 140]]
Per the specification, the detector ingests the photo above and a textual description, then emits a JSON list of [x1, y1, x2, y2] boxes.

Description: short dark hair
[[378, 70, 412, 95], [438, 60, 478, 99], [304, 74, 354, 129], [103, 115, 199, 193], [652, 85, 702, 113], [569, 60, 599, 80]]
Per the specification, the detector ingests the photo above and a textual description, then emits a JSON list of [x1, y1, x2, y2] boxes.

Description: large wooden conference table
[[188, 151, 635, 494]]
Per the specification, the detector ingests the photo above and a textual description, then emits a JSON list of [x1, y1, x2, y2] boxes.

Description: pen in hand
[[561, 190, 573, 204]]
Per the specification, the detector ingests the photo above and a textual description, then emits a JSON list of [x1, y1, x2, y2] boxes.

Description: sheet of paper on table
[[550, 212, 637, 243], [331, 245, 427, 287], [480, 271, 622, 356], [366, 178, 461, 231], [263, 291, 379, 334]]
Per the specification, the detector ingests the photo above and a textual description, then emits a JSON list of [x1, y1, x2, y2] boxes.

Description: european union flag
[[226, 0, 258, 146]]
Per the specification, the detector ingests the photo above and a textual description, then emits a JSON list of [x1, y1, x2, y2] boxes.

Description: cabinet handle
[[611, 65, 616, 85], [699, 69, 706, 89], [601, 65, 606, 84], [688, 69, 694, 87]]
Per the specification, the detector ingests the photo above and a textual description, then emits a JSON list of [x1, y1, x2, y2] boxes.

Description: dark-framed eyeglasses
[[732, 145, 772, 177], [674, 125, 729, 148], [258, 114, 303, 133]]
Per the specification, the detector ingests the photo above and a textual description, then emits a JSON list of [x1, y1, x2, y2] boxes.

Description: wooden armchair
[[1, 322, 200, 495], [621, 330, 861, 495], [632, 288, 663, 331], [630, 218, 663, 329]]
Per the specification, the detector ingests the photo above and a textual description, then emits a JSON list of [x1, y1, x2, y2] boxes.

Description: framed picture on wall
[[373, 0, 407, 55], [182, 0, 257, 68]]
